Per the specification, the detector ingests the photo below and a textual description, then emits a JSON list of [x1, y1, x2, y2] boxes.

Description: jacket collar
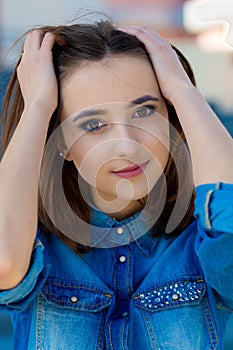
[[90, 207, 159, 255]]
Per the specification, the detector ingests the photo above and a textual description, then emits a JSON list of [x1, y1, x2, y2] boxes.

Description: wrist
[[168, 83, 200, 105], [21, 101, 55, 124]]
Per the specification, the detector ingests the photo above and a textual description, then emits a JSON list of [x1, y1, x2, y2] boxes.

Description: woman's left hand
[[119, 25, 233, 185], [119, 26, 194, 103]]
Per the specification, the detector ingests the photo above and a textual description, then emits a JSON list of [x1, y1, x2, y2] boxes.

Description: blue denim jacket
[[0, 183, 233, 349]]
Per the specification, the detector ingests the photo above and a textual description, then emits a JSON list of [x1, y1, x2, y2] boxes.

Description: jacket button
[[119, 255, 127, 263], [70, 296, 78, 303], [117, 227, 124, 235]]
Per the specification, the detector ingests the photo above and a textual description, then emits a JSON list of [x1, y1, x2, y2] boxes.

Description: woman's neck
[[90, 187, 144, 221]]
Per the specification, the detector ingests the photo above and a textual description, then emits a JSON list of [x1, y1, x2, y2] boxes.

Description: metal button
[[171, 293, 179, 301], [70, 296, 78, 303], [117, 227, 124, 235], [119, 255, 126, 263]]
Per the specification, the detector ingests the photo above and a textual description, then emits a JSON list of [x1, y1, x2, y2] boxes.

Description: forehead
[[61, 56, 162, 118]]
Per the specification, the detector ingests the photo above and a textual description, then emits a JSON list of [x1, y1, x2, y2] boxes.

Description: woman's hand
[[0, 30, 60, 289], [17, 29, 58, 118], [119, 26, 194, 103], [120, 25, 233, 185]]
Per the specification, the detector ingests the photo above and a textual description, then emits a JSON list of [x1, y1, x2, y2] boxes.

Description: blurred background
[[0, 0, 233, 349]]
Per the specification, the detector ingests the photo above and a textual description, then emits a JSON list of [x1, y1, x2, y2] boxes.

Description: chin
[[117, 189, 149, 202]]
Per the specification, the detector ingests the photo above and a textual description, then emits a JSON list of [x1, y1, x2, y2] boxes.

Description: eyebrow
[[129, 95, 160, 106], [72, 95, 160, 122], [72, 108, 108, 122]]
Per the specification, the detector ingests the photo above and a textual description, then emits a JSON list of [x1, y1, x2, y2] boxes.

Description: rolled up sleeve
[[194, 182, 233, 308], [194, 182, 233, 233], [0, 232, 51, 312]]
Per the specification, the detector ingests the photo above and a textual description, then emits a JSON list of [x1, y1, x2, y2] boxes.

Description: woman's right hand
[[0, 29, 59, 289], [17, 29, 58, 118]]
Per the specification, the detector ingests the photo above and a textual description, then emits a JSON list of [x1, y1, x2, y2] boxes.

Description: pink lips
[[112, 162, 148, 178]]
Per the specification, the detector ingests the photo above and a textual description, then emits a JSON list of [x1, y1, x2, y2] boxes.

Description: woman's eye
[[133, 105, 157, 118], [80, 119, 106, 132]]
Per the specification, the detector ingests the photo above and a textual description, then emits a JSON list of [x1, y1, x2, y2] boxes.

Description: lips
[[112, 161, 148, 178]]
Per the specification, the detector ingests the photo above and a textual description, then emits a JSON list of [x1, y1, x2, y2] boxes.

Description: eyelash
[[133, 105, 157, 118], [80, 119, 107, 132], [80, 105, 157, 132]]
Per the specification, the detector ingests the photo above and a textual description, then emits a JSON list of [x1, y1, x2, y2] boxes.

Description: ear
[[57, 137, 73, 162], [58, 149, 73, 161]]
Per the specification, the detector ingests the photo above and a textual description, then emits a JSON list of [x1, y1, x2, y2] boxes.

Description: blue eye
[[80, 119, 106, 132], [133, 105, 157, 118]]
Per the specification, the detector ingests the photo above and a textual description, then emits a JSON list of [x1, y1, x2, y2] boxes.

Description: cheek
[[150, 141, 169, 168], [69, 139, 110, 185], [140, 121, 170, 168]]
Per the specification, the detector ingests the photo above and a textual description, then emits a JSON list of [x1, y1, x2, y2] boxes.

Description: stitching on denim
[[122, 316, 128, 350], [113, 259, 119, 312], [91, 225, 112, 246], [131, 220, 141, 244], [142, 310, 159, 350], [41, 291, 109, 308], [127, 245, 131, 298], [36, 293, 43, 350], [216, 302, 233, 312], [108, 320, 114, 350], [35, 295, 39, 350], [96, 309, 106, 350], [201, 296, 218, 349], [204, 190, 214, 229], [147, 312, 159, 350], [205, 296, 219, 349], [43, 282, 111, 295]]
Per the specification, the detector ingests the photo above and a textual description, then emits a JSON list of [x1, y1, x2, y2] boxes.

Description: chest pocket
[[35, 279, 112, 349], [134, 277, 205, 312], [40, 277, 113, 312], [132, 277, 218, 349]]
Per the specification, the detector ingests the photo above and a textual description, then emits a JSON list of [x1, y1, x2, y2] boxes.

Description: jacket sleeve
[[0, 228, 51, 311], [194, 182, 233, 309]]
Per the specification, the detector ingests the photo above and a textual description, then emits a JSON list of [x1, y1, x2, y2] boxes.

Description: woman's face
[[60, 56, 169, 215]]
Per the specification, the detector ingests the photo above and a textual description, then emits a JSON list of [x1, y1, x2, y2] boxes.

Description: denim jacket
[[0, 183, 233, 350]]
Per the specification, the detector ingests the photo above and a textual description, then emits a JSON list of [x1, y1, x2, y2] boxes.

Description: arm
[[194, 182, 233, 307], [120, 26, 233, 186], [0, 30, 57, 289]]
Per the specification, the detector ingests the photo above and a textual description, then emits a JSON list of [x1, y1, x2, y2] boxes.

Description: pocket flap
[[133, 277, 205, 312], [41, 278, 113, 312]]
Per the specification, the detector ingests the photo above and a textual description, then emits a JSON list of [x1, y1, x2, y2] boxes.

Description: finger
[[23, 29, 44, 54], [120, 26, 174, 58], [40, 32, 56, 52], [119, 26, 165, 44]]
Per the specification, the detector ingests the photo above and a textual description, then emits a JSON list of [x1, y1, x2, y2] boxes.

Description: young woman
[[0, 20, 232, 349]]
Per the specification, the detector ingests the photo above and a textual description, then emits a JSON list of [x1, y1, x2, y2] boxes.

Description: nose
[[112, 123, 140, 158]]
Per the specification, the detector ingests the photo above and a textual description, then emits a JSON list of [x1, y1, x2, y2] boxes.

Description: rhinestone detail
[[136, 280, 204, 311]]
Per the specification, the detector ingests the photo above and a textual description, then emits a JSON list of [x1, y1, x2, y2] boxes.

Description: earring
[[59, 151, 64, 158]]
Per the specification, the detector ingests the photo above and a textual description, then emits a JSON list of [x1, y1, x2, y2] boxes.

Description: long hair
[[1, 19, 196, 254]]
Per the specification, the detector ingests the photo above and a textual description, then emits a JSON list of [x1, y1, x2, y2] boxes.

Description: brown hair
[[1, 19, 196, 254]]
